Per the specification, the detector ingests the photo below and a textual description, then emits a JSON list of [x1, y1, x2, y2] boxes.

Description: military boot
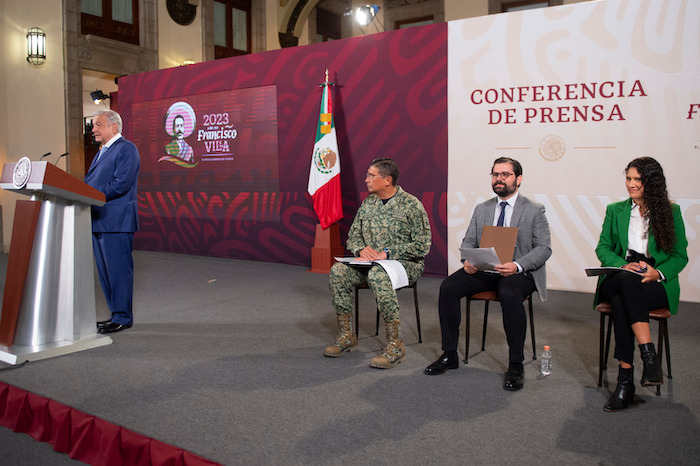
[[324, 313, 357, 357], [370, 320, 406, 369]]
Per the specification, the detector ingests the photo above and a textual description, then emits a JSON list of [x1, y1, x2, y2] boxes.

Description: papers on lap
[[459, 225, 519, 272], [459, 247, 500, 271], [479, 225, 518, 264], [585, 267, 644, 277], [334, 257, 409, 289]]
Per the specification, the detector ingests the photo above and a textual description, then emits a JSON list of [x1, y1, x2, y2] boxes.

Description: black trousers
[[438, 268, 536, 363], [598, 272, 668, 364]]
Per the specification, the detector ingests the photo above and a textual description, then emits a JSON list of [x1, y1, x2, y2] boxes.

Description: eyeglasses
[[490, 172, 514, 180]]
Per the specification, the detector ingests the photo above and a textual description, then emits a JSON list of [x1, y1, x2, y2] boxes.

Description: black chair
[[596, 302, 671, 396], [463, 291, 536, 363], [353, 281, 422, 343]]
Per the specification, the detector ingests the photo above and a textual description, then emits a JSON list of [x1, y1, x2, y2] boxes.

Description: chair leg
[[413, 284, 422, 343], [375, 306, 380, 336], [465, 298, 471, 363], [528, 295, 536, 360], [604, 315, 613, 368], [480, 301, 489, 351], [654, 318, 671, 396], [663, 320, 672, 379], [655, 319, 663, 396], [354, 286, 360, 337], [598, 313, 606, 387]]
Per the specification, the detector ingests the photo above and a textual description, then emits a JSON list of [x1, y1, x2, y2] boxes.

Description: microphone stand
[[55, 152, 69, 165]]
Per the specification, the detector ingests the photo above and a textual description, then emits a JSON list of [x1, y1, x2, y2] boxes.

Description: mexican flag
[[307, 79, 342, 229]]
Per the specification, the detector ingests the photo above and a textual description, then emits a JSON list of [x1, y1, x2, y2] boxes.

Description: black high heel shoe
[[604, 365, 635, 412], [639, 342, 663, 386]]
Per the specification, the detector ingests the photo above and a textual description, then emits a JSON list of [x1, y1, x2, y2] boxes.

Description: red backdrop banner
[[118, 24, 448, 275]]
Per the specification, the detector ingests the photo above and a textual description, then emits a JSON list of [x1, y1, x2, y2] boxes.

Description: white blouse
[[627, 200, 649, 257]]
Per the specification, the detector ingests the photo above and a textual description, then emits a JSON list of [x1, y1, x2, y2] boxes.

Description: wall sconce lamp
[[90, 90, 110, 105], [26, 27, 47, 65], [181, 59, 196, 66], [344, 5, 383, 33]]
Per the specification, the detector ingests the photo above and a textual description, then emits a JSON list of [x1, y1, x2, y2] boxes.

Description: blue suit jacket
[[84, 137, 140, 233]]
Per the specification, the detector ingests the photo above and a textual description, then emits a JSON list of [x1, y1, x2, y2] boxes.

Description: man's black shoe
[[504, 363, 524, 391], [97, 319, 111, 329], [98, 322, 132, 334], [424, 352, 459, 375]]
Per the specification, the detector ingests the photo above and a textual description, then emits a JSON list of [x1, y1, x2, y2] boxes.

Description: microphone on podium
[[39, 152, 52, 160], [55, 152, 69, 165]]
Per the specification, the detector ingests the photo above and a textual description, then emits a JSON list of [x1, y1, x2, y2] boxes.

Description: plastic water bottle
[[540, 345, 552, 376]]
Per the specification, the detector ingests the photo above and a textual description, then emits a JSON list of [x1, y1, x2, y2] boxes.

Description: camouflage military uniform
[[330, 186, 432, 322]]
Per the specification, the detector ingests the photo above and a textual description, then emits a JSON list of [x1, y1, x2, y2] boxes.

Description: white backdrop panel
[[448, 0, 700, 301]]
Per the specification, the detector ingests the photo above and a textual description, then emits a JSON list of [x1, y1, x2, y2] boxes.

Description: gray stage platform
[[1, 251, 699, 465]]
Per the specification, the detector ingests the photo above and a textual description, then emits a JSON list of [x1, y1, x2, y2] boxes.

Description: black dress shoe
[[98, 322, 132, 334], [424, 352, 459, 375], [504, 363, 524, 391], [97, 319, 111, 329]]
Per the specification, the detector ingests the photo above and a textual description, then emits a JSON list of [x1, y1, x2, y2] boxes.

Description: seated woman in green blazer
[[595, 157, 688, 412]]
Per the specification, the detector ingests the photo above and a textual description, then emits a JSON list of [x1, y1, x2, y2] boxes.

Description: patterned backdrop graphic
[[448, 0, 700, 301], [117, 24, 449, 276]]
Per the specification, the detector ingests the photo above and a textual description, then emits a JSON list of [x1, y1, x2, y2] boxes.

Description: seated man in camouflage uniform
[[324, 158, 432, 368]]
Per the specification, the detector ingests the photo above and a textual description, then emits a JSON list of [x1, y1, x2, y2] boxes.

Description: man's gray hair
[[94, 109, 123, 133]]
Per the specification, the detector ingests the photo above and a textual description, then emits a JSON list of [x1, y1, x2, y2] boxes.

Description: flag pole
[[309, 69, 343, 273], [319, 68, 334, 88]]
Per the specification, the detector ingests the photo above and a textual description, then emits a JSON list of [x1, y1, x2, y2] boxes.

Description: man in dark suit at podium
[[84, 110, 140, 334]]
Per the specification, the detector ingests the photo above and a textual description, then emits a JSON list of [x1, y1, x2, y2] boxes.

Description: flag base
[[310, 223, 344, 274]]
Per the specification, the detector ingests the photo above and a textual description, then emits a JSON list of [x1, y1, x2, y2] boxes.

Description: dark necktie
[[497, 201, 508, 227]]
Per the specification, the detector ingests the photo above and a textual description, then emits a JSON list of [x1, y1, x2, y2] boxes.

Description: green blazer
[[594, 199, 688, 314]]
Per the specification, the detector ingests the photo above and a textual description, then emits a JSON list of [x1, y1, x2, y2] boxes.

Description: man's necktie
[[497, 201, 508, 227], [95, 146, 105, 164]]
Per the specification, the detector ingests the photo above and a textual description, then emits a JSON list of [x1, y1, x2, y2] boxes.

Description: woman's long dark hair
[[626, 157, 675, 253]]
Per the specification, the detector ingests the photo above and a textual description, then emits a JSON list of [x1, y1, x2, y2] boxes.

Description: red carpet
[[0, 381, 220, 465]]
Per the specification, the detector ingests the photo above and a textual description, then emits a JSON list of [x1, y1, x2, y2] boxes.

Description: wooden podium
[[0, 160, 111, 364], [310, 223, 344, 273]]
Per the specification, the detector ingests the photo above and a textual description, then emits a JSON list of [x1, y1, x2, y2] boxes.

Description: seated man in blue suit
[[85, 110, 140, 334], [424, 157, 551, 391]]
